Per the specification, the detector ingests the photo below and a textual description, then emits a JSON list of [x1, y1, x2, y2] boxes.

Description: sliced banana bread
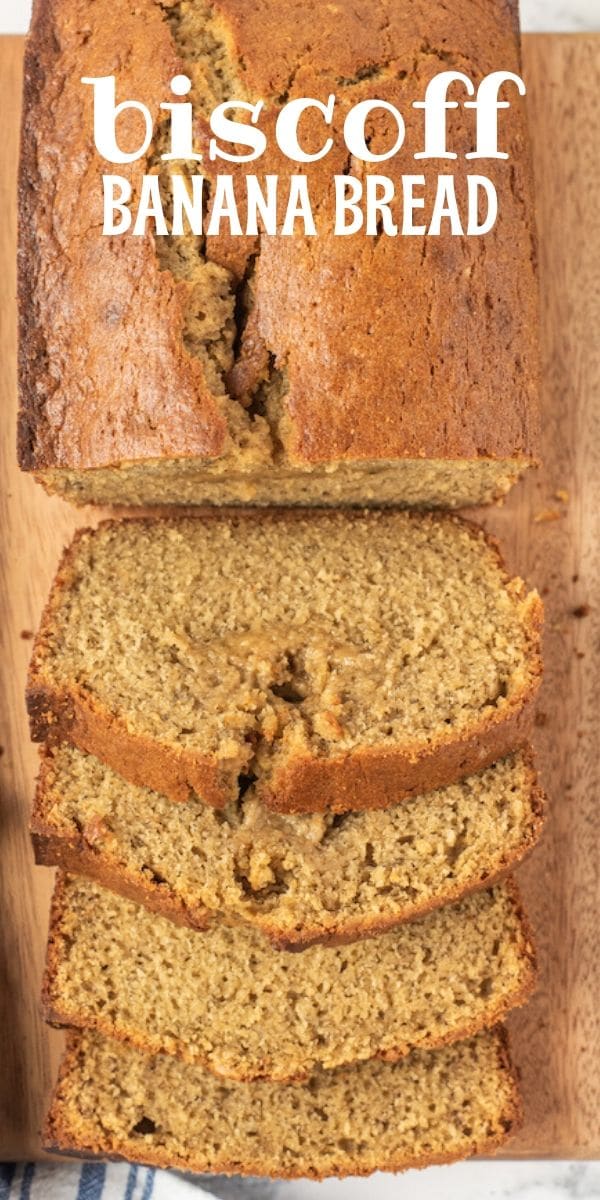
[[45, 1028, 521, 1177], [44, 874, 534, 1082], [28, 511, 542, 813], [33, 743, 544, 947], [20, 0, 538, 510]]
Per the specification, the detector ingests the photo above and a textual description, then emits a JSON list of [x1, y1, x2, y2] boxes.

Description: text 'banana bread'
[[45, 1028, 521, 1177], [19, 0, 538, 508], [33, 743, 545, 947], [28, 511, 543, 814]]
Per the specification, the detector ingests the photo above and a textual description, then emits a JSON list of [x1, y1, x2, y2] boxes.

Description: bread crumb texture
[[35, 743, 544, 945], [28, 512, 542, 811], [44, 874, 535, 1081], [45, 1027, 521, 1177]]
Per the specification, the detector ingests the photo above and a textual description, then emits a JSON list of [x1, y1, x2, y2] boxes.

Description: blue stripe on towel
[[140, 1169, 156, 1200], [17, 1164, 34, 1200], [19, 1163, 34, 1200], [123, 1165, 138, 1200], [0, 1165, 16, 1200], [76, 1162, 107, 1200]]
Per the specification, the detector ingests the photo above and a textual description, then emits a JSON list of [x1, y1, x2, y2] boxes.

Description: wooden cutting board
[[0, 33, 598, 1163]]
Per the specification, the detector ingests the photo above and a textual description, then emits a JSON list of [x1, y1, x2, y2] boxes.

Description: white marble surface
[[521, 0, 600, 30], [3, 0, 600, 34], [190, 1163, 600, 1199], [3, 0, 598, 1196]]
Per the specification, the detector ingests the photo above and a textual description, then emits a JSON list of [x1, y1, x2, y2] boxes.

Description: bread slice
[[32, 743, 545, 948], [28, 511, 542, 814], [44, 1028, 521, 1177], [43, 874, 535, 1083]]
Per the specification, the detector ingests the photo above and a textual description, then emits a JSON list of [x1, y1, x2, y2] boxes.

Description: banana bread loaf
[[44, 1028, 521, 1177], [44, 874, 535, 1082], [27, 511, 543, 814], [33, 743, 544, 947], [19, 0, 538, 508]]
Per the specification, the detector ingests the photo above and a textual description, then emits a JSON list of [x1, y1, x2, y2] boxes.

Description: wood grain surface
[[0, 33, 598, 1163]]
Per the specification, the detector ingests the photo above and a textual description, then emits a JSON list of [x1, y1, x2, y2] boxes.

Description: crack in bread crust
[[27, 511, 543, 812], [18, 0, 539, 507], [31, 742, 545, 947], [27, 512, 543, 812]]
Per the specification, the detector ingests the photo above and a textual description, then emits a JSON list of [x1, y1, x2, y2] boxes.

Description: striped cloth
[[0, 1164, 226, 1200]]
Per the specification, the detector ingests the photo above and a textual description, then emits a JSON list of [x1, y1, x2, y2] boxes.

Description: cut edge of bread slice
[[27, 513, 543, 813], [30, 744, 546, 949], [41, 872, 537, 1084], [42, 1026, 523, 1178]]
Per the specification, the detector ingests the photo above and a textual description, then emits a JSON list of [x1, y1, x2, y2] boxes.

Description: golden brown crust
[[27, 512, 544, 813], [27, 672, 541, 811], [28, 624, 543, 811], [30, 756, 546, 949], [18, 0, 227, 476], [19, 0, 539, 481], [265, 679, 542, 812], [43, 968, 536, 1085], [40, 1129, 522, 1181], [17, 0, 49, 473], [41, 872, 537, 1084], [42, 1028, 523, 1178], [31, 830, 210, 933], [27, 680, 229, 807], [40, 1137, 519, 1181], [26, 520, 233, 804]]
